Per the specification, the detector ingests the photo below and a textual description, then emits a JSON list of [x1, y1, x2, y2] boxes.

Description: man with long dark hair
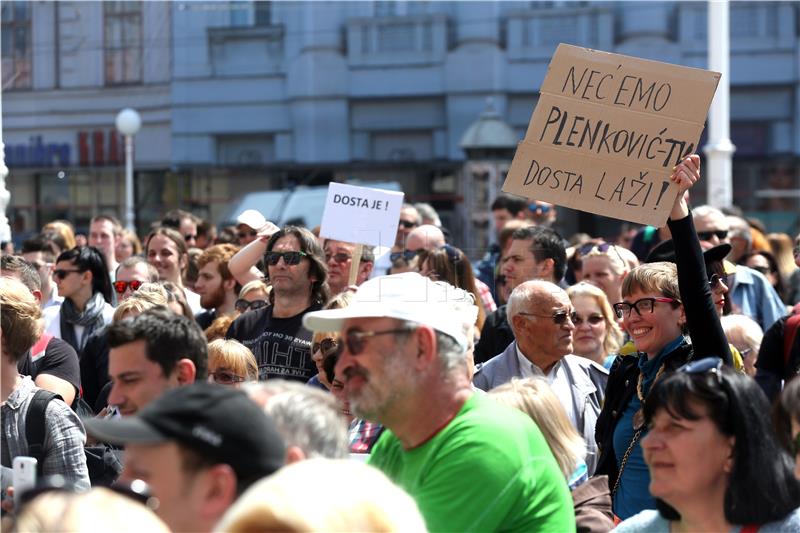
[[226, 226, 328, 382]]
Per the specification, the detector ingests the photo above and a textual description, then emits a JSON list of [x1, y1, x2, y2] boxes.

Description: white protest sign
[[320, 183, 405, 249]]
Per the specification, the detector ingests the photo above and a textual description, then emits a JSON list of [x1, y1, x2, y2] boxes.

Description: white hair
[[720, 314, 763, 353], [507, 279, 566, 331]]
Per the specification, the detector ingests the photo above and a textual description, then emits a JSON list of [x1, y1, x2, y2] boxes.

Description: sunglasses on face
[[312, 338, 340, 356], [677, 356, 723, 385], [709, 273, 729, 290], [344, 327, 416, 355], [613, 297, 677, 319], [517, 309, 573, 325], [235, 298, 268, 313], [237, 230, 257, 239], [325, 252, 352, 264], [697, 230, 729, 241], [398, 220, 417, 229], [114, 280, 144, 294], [265, 250, 308, 266], [571, 313, 604, 326], [53, 269, 84, 280], [389, 249, 420, 263], [209, 370, 246, 385]]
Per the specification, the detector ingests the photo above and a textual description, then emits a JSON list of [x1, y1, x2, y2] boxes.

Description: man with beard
[[303, 273, 574, 532], [226, 226, 328, 382], [194, 244, 241, 329]]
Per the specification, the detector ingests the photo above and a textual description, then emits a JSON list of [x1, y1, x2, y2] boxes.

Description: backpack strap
[[25, 389, 61, 476], [784, 313, 800, 373]]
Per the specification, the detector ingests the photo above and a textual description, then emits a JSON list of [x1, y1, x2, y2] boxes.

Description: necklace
[[632, 363, 667, 430]]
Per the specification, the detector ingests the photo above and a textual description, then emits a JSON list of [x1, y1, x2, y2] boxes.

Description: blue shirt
[[612, 336, 684, 519], [730, 265, 787, 331]]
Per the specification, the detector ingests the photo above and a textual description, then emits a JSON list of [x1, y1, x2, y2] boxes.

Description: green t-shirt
[[369, 393, 575, 532]]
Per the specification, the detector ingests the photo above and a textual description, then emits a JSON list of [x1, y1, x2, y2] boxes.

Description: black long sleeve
[[668, 214, 732, 366]]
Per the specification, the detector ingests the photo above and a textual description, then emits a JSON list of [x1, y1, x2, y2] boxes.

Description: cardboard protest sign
[[320, 183, 405, 249], [502, 44, 720, 227]]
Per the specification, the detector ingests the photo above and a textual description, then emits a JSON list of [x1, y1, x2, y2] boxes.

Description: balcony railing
[[346, 14, 449, 67], [506, 6, 613, 61]]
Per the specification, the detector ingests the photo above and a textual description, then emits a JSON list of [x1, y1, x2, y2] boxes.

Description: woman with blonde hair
[[207, 338, 258, 386], [568, 282, 624, 369], [214, 459, 426, 533], [235, 279, 271, 314], [42, 220, 77, 250], [490, 377, 614, 533], [115, 228, 143, 263]]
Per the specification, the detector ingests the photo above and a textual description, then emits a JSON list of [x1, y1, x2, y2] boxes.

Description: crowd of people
[[2, 155, 800, 532]]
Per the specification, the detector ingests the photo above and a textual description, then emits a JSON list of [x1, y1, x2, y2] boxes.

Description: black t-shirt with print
[[18, 337, 81, 395], [225, 303, 320, 382]]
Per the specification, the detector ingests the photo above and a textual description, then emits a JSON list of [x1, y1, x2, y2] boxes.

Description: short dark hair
[[491, 194, 528, 216], [266, 226, 329, 306], [510, 226, 567, 282], [645, 365, 800, 524], [90, 214, 122, 233], [107, 308, 209, 380], [56, 246, 114, 304], [21, 234, 57, 262], [162, 209, 200, 229], [0, 255, 41, 292]]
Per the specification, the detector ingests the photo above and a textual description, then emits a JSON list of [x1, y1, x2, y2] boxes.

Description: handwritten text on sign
[[319, 183, 405, 248], [503, 44, 720, 227]]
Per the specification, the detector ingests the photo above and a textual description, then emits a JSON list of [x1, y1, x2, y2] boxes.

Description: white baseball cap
[[303, 272, 477, 350], [236, 209, 267, 230]]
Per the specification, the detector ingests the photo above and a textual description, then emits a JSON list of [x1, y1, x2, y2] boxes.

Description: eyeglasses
[[389, 249, 420, 263], [312, 338, 339, 356], [325, 252, 352, 264], [677, 356, 723, 385], [697, 230, 729, 241], [210, 370, 246, 385], [235, 298, 268, 313], [398, 220, 418, 229], [709, 273, 729, 290], [237, 230, 257, 239], [571, 313, 604, 326], [114, 280, 144, 294], [517, 309, 573, 325], [613, 297, 678, 319], [265, 250, 308, 266], [53, 269, 84, 280], [739, 347, 753, 359], [344, 327, 416, 355]]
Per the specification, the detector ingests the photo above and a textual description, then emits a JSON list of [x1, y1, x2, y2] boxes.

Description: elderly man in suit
[[473, 279, 607, 474]]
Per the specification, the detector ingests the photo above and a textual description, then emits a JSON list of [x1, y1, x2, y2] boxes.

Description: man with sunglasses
[[374, 204, 422, 276], [21, 234, 62, 310], [303, 273, 575, 532], [194, 244, 241, 329], [324, 239, 374, 296], [226, 226, 327, 382], [474, 279, 608, 475], [693, 205, 785, 331], [115, 257, 159, 303], [161, 209, 201, 249]]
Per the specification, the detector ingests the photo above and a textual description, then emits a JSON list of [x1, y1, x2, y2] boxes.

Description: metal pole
[[704, 0, 735, 208], [0, 63, 12, 244], [124, 135, 135, 232]]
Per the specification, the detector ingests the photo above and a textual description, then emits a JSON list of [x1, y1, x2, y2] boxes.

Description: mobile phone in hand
[[12, 457, 37, 509]]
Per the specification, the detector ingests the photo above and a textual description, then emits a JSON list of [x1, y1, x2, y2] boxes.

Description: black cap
[[645, 239, 731, 265], [84, 384, 285, 483]]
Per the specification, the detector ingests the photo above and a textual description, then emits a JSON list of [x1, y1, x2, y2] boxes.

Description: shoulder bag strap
[[25, 389, 61, 476]]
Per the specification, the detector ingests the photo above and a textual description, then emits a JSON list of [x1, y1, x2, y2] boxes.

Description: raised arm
[[667, 155, 732, 365], [228, 222, 279, 285]]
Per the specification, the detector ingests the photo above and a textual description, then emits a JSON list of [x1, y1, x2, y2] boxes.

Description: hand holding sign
[[503, 44, 720, 227]]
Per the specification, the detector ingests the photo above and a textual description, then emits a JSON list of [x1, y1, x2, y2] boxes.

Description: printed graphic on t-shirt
[[242, 330, 313, 380]]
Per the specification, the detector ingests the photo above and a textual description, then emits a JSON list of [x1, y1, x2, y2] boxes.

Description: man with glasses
[[303, 273, 575, 532], [21, 234, 62, 309], [161, 209, 201, 249], [324, 239, 374, 296], [475, 225, 567, 364], [374, 204, 421, 276], [114, 257, 159, 303], [236, 209, 267, 246], [473, 279, 607, 474], [693, 205, 785, 331], [89, 215, 123, 281], [194, 244, 241, 329], [226, 226, 328, 382]]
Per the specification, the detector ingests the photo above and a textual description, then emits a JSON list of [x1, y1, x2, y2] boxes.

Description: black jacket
[[474, 305, 514, 365]]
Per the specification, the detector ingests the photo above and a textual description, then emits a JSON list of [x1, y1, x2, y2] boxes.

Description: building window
[[230, 1, 271, 27], [1, 1, 32, 90], [104, 1, 142, 85]]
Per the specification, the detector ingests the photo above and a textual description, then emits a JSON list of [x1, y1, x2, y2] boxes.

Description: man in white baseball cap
[[302, 272, 574, 532], [236, 209, 267, 246]]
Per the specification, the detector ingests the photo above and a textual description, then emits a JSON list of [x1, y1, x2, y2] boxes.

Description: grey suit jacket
[[473, 341, 608, 475]]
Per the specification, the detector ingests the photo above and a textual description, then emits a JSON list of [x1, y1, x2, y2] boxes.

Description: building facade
[[3, 1, 799, 252]]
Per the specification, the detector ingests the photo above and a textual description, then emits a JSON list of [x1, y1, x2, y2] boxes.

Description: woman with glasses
[[567, 282, 624, 369], [614, 358, 800, 531], [595, 155, 735, 521], [306, 291, 354, 390], [206, 339, 258, 387], [235, 279, 271, 313]]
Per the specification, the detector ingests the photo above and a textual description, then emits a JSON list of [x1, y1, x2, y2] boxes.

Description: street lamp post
[[115, 108, 141, 232]]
